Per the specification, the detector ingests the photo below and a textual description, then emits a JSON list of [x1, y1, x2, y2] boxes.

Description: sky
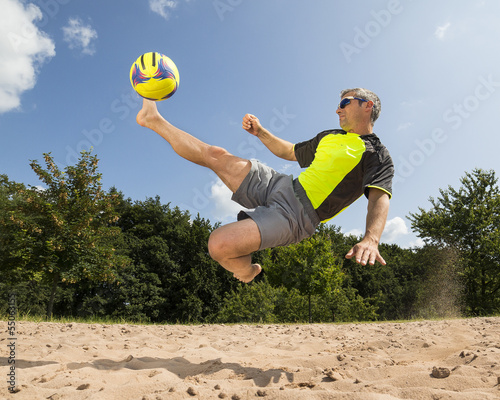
[[1, 0, 500, 249]]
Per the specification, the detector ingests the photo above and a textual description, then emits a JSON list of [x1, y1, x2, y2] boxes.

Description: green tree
[[264, 234, 343, 323], [0, 152, 129, 317], [107, 263, 164, 322], [0, 175, 39, 284], [216, 278, 279, 323], [408, 168, 500, 315], [115, 195, 238, 323], [368, 243, 427, 320], [319, 225, 425, 321]]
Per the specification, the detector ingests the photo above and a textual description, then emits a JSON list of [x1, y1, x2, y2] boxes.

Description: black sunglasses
[[338, 96, 368, 109]]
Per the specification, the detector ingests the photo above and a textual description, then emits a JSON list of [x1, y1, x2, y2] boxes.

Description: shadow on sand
[[67, 355, 294, 387]]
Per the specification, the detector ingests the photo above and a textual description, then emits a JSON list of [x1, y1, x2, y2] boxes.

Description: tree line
[[1, 151, 499, 323]]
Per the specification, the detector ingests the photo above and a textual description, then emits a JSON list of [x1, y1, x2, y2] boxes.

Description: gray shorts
[[231, 160, 320, 250]]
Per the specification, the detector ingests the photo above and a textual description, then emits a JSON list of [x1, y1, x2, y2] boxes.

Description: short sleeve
[[363, 148, 394, 199]]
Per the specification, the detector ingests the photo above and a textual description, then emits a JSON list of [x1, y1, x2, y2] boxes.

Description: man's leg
[[137, 99, 250, 192], [208, 218, 262, 283], [137, 99, 262, 282]]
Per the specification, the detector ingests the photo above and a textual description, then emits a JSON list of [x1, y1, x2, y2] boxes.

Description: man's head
[[337, 88, 381, 133]]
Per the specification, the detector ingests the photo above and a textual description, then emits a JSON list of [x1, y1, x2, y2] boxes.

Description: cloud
[[33, 185, 47, 193], [397, 122, 413, 131], [210, 179, 249, 223], [0, 0, 55, 113], [277, 163, 296, 174], [400, 99, 424, 108], [149, 0, 178, 20], [381, 216, 409, 243], [435, 22, 451, 40], [344, 228, 363, 238], [62, 17, 98, 55], [408, 237, 425, 248]]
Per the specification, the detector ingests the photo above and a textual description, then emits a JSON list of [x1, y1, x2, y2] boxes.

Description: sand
[[1, 317, 500, 399]]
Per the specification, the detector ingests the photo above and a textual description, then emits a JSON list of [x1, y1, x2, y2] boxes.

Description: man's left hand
[[345, 238, 386, 266]]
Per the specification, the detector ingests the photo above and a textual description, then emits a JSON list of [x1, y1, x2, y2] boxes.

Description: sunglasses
[[338, 96, 368, 109]]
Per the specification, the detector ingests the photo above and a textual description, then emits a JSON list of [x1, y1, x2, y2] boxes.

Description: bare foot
[[136, 99, 163, 129], [233, 264, 262, 283]]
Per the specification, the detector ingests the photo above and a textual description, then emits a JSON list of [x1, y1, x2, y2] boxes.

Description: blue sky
[[1, 0, 500, 249]]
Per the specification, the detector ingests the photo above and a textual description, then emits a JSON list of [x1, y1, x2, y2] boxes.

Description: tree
[[0, 151, 129, 317], [408, 168, 500, 315], [114, 195, 238, 323], [264, 234, 344, 323], [216, 277, 279, 323], [0, 175, 40, 284]]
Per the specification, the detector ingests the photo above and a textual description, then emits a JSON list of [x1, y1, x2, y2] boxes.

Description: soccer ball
[[130, 52, 180, 101]]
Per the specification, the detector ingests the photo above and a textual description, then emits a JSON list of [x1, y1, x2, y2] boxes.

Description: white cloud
[[344, 228, 363, 238], [397, 122, 413, 131], [342, 217, 421, 248], [381, 216, 409, 244], [0, 0, 55, 113], [408, 237, 425, 248], [278, 163, 295, 174], [62, 17, 98, 56], [435, 22, 451, 40], [149, 0, 178, 20], [210, 179, 249, 223]]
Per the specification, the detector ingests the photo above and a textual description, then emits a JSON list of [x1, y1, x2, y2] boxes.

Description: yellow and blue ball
[[130, 52, 179, 101]]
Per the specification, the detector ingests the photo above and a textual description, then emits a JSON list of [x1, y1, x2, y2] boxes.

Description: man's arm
[[242, 114, 297, 161], [346, 188, 390, 266]]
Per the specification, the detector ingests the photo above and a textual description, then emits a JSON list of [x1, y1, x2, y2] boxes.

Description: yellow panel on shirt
[[294, 129, 394, 223]]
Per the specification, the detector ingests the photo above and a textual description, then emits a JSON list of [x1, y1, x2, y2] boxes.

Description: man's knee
[[205, 145, 230, 167], [208, 229, 225, 262]]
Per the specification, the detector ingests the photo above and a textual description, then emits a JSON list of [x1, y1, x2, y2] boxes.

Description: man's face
[[336, 92, 366, 132]]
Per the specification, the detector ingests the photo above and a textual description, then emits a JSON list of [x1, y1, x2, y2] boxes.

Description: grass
[[2, 312, 499, 327], [1, 312, 158, 326]]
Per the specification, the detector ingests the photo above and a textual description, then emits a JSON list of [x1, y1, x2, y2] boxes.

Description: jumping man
[[136, 88, 394, 283]]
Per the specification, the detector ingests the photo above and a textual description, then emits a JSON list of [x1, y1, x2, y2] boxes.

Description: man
[[136, 88, 394, 283]]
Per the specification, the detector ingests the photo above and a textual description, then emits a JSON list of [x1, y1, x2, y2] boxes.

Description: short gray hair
[[340, 88, 381, 125]]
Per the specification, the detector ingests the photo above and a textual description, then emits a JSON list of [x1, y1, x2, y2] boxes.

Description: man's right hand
[[242, 114, 263, 137], [242, 113, 296, 161]]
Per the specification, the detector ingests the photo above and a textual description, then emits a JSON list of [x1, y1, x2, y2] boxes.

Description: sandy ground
[[1, 317, 500, 399]]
